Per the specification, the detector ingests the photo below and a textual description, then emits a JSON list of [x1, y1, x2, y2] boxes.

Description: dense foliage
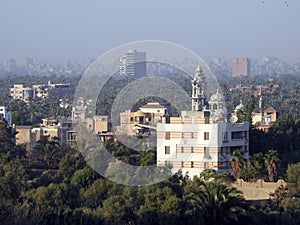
[[0, 73, 300, 224]]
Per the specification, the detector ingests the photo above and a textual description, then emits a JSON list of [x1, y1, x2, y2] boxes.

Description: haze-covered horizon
[[1, 0, 299, 60]]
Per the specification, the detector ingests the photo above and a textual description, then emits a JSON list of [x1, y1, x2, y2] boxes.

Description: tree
[[285, 162, 300, 196], [264, 149, 280, 182], [245, 94, 255, 123], [0, 119, 15, 151], [97, 195, 128, 225], [241, 152, 266, 181], [230, 149, 246, 180], [30, 136, 63, 168], [184, 181, 249, 225]]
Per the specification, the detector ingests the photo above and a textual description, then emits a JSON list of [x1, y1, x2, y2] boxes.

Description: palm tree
[[264, 149, 280, 182], [184, 181, 248, 225], [31, 136, 62, 168], [230, 149, 246, 180]]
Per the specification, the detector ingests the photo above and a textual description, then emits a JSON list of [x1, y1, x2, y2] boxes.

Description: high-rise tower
[[232, 57, 250, 77], [119, 49, 146, 76]]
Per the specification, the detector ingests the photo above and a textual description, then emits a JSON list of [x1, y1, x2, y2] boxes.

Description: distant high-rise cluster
[[3, 59, 17, 72], [119, 49, 146, 76], [232, 57, 250, 77]]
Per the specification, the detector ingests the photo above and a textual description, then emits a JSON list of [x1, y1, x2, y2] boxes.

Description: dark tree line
[[1, 119, 300, 225]]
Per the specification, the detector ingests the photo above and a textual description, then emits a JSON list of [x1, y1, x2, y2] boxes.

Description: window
[[221, 147, 228, 155], [166, 116, 170, 124], [191, 146, 194, 153], [204, 147, 210, 156], [204, 132, 209, 140], [165, 146, 170, 154], [231, 131, 243, 139], [181, 146, 184, 153], [182, 132, 185, 138], [191, 132, 194, 139], [191, 161, 194, 168], [204, 162, 209, 169], [223, 132, 228, 142], [165, 132, 170, 140], [181, 161, 184, 168], [204, 111, 210, 124]]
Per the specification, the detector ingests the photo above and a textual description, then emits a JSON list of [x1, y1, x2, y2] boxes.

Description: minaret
[[191, 65, 206, 111], [259, 86, 263, 124]]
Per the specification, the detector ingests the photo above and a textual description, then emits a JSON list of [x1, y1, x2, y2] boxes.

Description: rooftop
[[140, 102, 165, 109]]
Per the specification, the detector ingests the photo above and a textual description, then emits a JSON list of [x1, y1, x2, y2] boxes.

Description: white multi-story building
[[119, 49, 146, 76], [157, 66, 249, 178], [0, 106, 12, 126]]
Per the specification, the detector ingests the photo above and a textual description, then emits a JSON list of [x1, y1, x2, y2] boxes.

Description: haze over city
[[1, 0, 300, 60]]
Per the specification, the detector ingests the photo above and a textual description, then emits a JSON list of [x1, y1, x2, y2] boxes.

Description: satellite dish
[[230, 115, 238, 123]]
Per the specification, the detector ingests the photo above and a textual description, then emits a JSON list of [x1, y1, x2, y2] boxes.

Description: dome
[[209, 89, 224, 102]]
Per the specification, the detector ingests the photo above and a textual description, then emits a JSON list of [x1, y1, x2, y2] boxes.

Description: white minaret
[[259, 86, 263, 124], [191, 65, 206, 111]]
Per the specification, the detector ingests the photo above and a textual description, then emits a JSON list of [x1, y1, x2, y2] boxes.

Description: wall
[[232, 179, 286, 200]]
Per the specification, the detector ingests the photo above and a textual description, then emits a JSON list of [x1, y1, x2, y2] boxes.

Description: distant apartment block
[[10, 81, 70, 102], [232, 57, 250, 77], [119, 49, 146, 76]]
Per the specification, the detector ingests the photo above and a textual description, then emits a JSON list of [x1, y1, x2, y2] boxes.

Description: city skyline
[[0, 0, 299, 60]]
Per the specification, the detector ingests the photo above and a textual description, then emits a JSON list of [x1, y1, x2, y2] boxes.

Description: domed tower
[[208, 89, 226, 122], [191, 65, 207, 111]]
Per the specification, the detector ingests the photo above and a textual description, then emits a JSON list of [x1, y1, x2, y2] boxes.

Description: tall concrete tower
[[119, 49, 146, 76], [232, 57, 250, 77]]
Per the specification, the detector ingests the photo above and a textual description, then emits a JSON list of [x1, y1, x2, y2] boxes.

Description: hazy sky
[[0, 0, 299, 60]]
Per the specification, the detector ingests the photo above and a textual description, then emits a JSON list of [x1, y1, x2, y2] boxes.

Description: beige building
[[10, 84, 34, 103], [232, 57, 250, 77], [15, 125, 34, 147], [119, 102, 166, 136], [65, 105, 113, 146], [252, 106, 277, 132]]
